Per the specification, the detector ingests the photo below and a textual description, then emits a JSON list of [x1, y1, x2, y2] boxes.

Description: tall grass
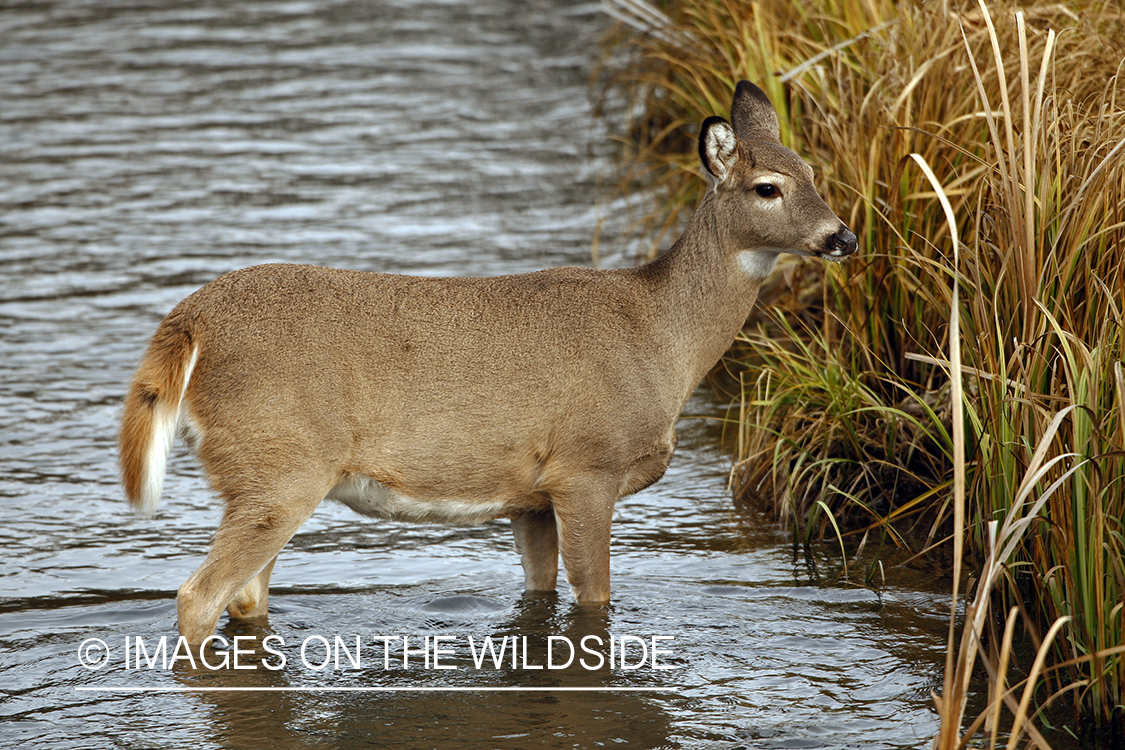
[[602, 0, 1125, 740]]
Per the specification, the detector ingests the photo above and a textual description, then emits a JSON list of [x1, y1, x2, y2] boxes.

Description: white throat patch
[[737, 250, 781, 280]]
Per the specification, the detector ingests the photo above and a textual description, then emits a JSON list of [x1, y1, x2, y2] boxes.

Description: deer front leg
[[512, 508, 559, 592], [552, 477, 617, 605]]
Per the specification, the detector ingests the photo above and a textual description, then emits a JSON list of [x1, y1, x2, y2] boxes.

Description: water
[[0, 1, 950, 747]]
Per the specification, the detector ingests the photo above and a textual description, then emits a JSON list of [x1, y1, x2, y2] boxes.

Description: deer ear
[[730, 80, 781, 144], [699, 116, 738, 183]]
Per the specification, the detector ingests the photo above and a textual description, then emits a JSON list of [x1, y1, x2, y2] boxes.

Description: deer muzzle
[[826, 227, 858, 258]]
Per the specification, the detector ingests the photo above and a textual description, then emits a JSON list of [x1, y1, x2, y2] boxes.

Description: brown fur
[[118, 81, 857, 643]]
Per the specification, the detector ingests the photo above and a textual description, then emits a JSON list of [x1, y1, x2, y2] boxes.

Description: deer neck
[[638, 191, 772, 402]]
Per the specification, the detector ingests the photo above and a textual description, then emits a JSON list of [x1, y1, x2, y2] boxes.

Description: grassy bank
[[603, 0, 1125, 743]]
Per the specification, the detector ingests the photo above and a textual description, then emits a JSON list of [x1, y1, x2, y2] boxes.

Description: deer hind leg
[[177, 475, 328, 644], [512, 508, 559, 592], [551, 476, 618, 605], [226, 554, 277, 620]]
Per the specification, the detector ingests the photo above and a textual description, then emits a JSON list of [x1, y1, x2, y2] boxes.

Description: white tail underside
[[138, 346, 198, 515]]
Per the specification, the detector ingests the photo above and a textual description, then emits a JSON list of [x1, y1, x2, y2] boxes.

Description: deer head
[[698, 81, 857, 270]]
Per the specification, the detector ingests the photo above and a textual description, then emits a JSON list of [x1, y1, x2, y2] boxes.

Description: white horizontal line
[[76, 686, 677, 693]]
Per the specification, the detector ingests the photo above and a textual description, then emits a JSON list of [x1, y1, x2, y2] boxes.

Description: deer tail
[[118, 322, 198, 515]]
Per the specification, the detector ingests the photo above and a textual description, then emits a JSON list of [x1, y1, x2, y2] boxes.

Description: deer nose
[[828, 227, 858, 256]]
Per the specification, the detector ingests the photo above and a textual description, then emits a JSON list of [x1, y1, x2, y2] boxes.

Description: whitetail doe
[[120, 81, 856, 643]]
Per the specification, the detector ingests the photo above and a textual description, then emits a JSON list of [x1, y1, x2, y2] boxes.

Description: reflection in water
[[0, 0, 949, 748], [173, 600, 673, 750]]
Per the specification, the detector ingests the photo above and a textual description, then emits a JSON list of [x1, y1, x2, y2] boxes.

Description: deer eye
[[754, 183, 779, 198]]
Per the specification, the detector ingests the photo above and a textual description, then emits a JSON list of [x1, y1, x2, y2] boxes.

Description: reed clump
[[603, 0, 1125, 742]]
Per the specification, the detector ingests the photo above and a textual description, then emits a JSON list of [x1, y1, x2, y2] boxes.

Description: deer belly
[[325, 473, 513, 524]]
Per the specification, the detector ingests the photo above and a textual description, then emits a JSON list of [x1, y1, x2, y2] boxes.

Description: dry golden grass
[[602, 0, 1125, 743]]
